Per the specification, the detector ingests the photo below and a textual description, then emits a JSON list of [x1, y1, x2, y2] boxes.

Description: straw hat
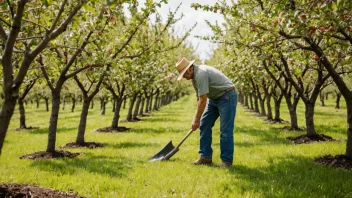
[[175, 57, 196, 80]]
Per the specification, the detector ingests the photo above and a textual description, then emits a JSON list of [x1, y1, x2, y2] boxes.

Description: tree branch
[[37, 55, 54, 91], [0, 23, 7, 42], [2, 0, 28, 94], [62, 30, 93, 79]]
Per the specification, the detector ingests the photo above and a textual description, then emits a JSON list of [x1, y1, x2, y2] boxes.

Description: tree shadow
[[226, 155, 352, 197], [108, 142, 158, 149], [315, 125, 347, 135], [142, 117, 180, 123], [235, 126, 291, 144], [29, 153, 131, 178], [131, 127, 182, 134], [29, 127, 77, 134]]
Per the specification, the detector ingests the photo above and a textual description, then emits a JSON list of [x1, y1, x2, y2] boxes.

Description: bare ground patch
[[20, 150, 80, 160], [315, 154, 352, 170], [286, 134, 336, 144]]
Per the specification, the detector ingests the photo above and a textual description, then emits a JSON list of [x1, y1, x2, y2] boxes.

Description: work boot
[[192, 157, 212, 165], [217, 161, 232, 168]]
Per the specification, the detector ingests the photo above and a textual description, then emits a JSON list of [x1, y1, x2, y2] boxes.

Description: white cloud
[[139, 0, 233, 62]]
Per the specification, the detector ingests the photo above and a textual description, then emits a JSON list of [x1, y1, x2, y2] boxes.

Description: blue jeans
[[199, 91, 237, 163]]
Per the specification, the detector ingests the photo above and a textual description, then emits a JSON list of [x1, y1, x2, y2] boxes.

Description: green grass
[[1, 95, 351, 197]]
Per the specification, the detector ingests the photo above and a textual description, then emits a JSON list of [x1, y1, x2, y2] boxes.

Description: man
[[175, 57, 237, 168]]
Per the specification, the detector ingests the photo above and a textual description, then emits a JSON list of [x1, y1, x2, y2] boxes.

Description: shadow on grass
[[315, 125, 347, 135], [314, 109, 345, 116], [236, 126, 291, 145], [29, 153, 131, 178], [108, 142, 158, 149], [29, 127, 77, 134], [226, 155, 352, 197], [142, 117, 180, 123], [131, 127, 181, 134]]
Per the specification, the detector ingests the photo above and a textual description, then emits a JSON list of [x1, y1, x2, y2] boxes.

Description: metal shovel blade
[[148, 141, 175, 162]]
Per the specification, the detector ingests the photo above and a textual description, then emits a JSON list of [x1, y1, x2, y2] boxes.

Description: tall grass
[[0, 95, 351, 197]]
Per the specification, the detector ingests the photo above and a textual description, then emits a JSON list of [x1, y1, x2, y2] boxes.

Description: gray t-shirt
[[193, 65, 234, 100]]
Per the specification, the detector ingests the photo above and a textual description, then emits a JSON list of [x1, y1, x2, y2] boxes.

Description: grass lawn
[[0, 95, 351, 197]]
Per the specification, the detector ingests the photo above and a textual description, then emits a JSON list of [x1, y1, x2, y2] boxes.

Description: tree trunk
[[123, 97, 127, 109], [62, 97, 66, 111], [133, 95, 141, 120], [112, 99, 116, 112], [18, 99, 27, 129], [45, 98, 49, 112], [145, 96, 150, 113], [244, 94, 249, 107], [76, 99, 90, 144], [153, 92, 159, 111], [259, 98, 266, 116], [126, 93, 137, 121], [336, 92, 341, 109], [111, 98, 123, 128], [274, 99, 281, 121], [253, 93, 259, 113], [305, 102, 316, 136], [71, 97, 76, 112], [284, 94, 300, 129], [249, 93, 254, 110], [0, 98, 18, 153], [149, 94, 153, 112], [47, 93, 61, 153], [101, 100, 106, 115], [266, 94, 273, 120], [320, 92, 325, 106], [346, 101, 352, 157], [273, 94, 284, 122], [91, 99, 94, 109], [36, 98, 40, 108], [100, 98, 103, 110], [139, 98, 145, 116]]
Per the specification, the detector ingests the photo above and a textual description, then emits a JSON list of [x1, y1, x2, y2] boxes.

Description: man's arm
[[192, 94, 207, 131]]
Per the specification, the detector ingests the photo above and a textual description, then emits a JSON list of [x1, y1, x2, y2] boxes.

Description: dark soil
[[19, 150, 80, 160], [281, 126, 305, 131], [286, 134, 336, 144], [315, 154, 352, 170], [60, 142, 105, 149], [95, 126, 130, 133], [0, 183, 82, 198]]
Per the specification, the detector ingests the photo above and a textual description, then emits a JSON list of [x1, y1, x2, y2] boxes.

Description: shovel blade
[[148, 141, 175, 162]]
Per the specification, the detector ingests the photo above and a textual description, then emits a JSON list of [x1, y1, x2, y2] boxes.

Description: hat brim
[[177, 60, 195, 81]]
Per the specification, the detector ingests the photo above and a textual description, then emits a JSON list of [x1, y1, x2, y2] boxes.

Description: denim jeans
[[199, 91, 237, 163]]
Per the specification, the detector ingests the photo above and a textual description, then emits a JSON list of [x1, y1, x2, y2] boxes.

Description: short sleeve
[[196, 74, 209, 96]]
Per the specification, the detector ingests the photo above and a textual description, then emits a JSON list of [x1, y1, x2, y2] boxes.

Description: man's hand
[[192, 117, 200, 131], [192, 94, 207, 131]]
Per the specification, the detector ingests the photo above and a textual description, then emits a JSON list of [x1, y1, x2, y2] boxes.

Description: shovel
[[148, 129, 193, 162]]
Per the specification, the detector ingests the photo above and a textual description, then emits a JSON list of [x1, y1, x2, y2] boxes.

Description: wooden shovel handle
[[175, 129, 193, 148]]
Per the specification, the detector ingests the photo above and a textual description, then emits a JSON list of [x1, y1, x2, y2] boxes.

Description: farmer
[[175, 57, 237, 168]]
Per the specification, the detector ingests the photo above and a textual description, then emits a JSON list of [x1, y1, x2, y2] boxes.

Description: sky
[[139, 0, 233, 62]]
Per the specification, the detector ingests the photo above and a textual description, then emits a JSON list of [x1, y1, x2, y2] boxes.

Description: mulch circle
[[95, 126, 130, 133], [60, 142, 105, 149], [19, 150, 80, 160], [0, 183, 82, 198], [286, 134, 336, 144], [315, 154, 352, 170]]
